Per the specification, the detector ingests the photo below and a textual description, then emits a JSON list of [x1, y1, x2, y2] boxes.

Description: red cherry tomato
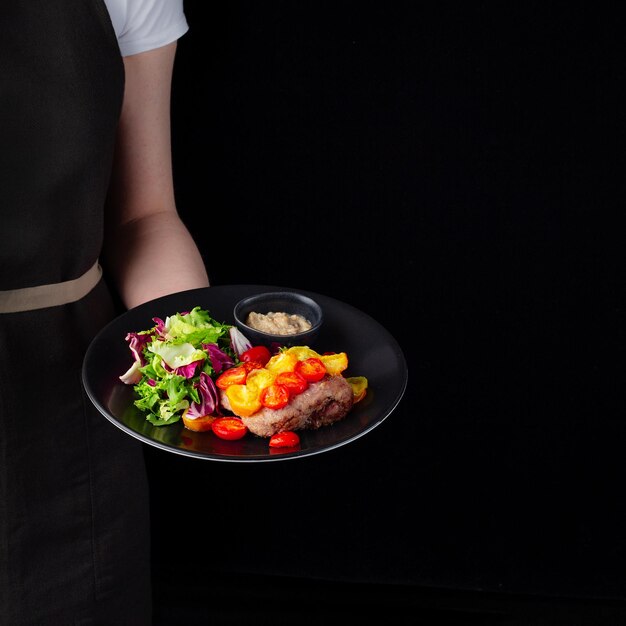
[[269, 431, 300, 448], [260, 384, 290, 410], [242, 360, 264, 373], [211, 417, 248, 440], [240, 345, 272, 367], [294, 357, 326, 382], [215, 365, 247, 389], [275, 370, 308, 397]]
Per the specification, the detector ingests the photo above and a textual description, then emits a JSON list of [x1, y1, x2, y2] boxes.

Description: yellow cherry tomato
[[225, 384, 262, 417], [345, 376, 368, 403], [265, 351, 299, 375], [284, 346, 321, 361], [181, 410, 216, 432], [320, 352, 349, 376], [244, 368, 275, 392]]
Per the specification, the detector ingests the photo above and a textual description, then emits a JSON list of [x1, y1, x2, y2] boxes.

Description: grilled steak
[[221, 375, 354, 437]]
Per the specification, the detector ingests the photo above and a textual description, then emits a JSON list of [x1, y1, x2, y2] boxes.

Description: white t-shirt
[[103, 0, 189, 57]]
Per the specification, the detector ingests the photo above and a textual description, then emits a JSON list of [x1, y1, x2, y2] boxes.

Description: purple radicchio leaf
[[203, 343, 234, 374], [185, 372, 220, 419], [152, 317, 167, 338], [124, 332, 152, 366], [161, 359, 203, 379], [175, 360, 203, 378]]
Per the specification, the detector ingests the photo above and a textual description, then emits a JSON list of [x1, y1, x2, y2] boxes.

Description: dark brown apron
[[0, 2, 151, 623]]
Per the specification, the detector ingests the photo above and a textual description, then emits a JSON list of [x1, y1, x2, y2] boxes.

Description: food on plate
[[239, 345, 272, 366], [119, 306, 250, 426], [269, 431, 300, 448], [120, 306, 368, 441], [275, 370, 308, 396], [294, 357, 326, 382], [233, 375, 354, 437], [181, 410, 215, 432], [211, 417, 248, 440], [216, 346, 363, 437], [245, 310, 312, 335], [345, 376, 368, 403]]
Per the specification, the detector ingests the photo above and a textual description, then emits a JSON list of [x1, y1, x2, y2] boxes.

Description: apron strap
[[0, 260, 102, 313]]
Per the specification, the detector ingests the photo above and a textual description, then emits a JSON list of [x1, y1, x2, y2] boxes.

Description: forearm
[[104, 210, 209, 309], [101, 43, 210, 310]]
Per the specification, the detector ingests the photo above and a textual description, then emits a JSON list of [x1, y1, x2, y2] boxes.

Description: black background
[[147, 2, 624, 622]]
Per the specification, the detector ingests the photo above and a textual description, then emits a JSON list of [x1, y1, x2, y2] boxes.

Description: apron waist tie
[[0, 260, 102, 313]]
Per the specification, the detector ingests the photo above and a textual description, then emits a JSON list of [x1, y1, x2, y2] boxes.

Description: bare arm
[[103, 42, 209, 309]]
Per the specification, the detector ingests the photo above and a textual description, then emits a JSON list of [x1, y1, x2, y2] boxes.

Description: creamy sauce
[[246, 311, 312, 336]]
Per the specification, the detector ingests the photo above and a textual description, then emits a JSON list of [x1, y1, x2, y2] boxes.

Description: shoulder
[[103, 0, 189, 57]]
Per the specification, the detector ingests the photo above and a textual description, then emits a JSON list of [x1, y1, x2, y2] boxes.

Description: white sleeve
[[104, 0, 189, 57]]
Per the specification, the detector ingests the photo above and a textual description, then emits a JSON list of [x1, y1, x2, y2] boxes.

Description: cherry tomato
[[215, 365, 247, 389], [182, 410, 215, 432], [294, 357, 326, 382], [211, 417, 248, 440], [320, 352, 348, 375], [244, 368, 275, 393], [260, 383, 290, 410], [265, 351, 299, 375], [275, 370, 308, 397], [240, 345, 272, 366], [269, 431, 300, 448], [224, 384, 262, 417], [345, 376, 368, 403], [242, 360, 264, 373], [284, 346, 320, 361]]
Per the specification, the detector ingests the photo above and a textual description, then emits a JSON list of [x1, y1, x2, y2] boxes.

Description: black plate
[[82, 285, 407, 462]]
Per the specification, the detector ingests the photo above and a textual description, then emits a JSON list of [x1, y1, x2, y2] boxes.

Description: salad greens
[[119, 306, 251, 426]]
